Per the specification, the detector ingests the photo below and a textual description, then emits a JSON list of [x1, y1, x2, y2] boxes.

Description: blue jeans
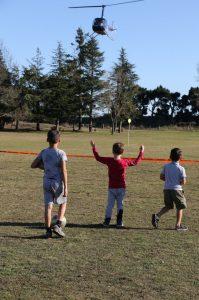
[[105, 188, 126, 219]]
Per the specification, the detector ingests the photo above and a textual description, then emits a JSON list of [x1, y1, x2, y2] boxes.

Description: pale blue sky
[[0, 0, 199, 95]]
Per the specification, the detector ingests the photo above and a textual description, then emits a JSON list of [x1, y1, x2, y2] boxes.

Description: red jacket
[[92, 147, 144, 188]]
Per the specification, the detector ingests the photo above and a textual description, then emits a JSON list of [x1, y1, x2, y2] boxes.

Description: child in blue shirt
[[152, 148, 188, 231], [31, 129, 68, 238]]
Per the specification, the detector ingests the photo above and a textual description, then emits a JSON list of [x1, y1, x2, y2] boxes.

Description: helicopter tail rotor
[[108, 22, 117, 32]]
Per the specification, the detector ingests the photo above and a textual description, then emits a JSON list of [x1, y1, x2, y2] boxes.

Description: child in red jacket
[[90, 140, 144, 227]]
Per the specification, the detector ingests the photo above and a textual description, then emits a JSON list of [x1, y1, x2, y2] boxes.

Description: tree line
[[0, 28, 198, 133]]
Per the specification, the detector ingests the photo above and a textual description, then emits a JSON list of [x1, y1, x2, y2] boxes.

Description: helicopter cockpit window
[[102, 19, 107, 27], [93, 18, 107, 28]]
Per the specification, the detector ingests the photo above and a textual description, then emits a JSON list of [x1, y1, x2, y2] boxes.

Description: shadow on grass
[[0, 222, 176, 232], [0, 235, 62, 240], [66, 223, 156, 230], [0, 221, 44, 229]]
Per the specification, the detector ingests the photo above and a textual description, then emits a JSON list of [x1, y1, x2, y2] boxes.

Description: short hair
[[47, 129, 60, 144], [170, 148, 182, 161], [112, 142, 124, 155]]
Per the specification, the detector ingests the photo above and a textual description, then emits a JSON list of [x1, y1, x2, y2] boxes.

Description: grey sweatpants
[[105, 188, 126, 219]]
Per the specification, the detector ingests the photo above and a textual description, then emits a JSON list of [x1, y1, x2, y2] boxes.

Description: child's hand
[[90, 140, 95, 148], [140, 145, 144, 152]]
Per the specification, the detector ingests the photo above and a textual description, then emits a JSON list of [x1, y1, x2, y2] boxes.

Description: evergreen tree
[[100, 77, 116, 134], [153, 86, 171, 126], [134, 87, 149, 116], [0, 48, 16, 129], [45, 42, 70, 129], [188, 87, 199, 120], [107, 48, 139, 133], [175, 94, 192, 124], [69, 28, 90, 130], [83, 37, 104, 132], [10, 64, 30, 130], [147, 86, 170, 126], [22, 48, 45, 130]]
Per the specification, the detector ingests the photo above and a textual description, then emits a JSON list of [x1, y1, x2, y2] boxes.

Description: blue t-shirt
[[161, 162, 186, 190], [37, 147, 67, 181]]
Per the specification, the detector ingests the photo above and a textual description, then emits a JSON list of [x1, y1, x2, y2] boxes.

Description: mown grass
[[0, 130, 199, 299], [0, 129, 198, 159]]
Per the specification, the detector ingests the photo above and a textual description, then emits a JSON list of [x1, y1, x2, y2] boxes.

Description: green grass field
[[0, 129, 199, 299]]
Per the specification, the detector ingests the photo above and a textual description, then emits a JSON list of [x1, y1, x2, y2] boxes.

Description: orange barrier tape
[[0, 150, 198, 164], [0, 150, 38, 155]]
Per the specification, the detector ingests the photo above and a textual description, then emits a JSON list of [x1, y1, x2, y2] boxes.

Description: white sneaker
[[53, 225, 65, 237]]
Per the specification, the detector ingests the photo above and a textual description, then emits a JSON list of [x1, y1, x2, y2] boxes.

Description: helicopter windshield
[[92, 18, 107, 28]]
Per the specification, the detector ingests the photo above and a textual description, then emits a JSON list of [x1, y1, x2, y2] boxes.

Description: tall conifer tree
[[46, 42, 70, 129], [107, 48, 139, 133], [68, 28, 89, 130], [0, 48, 16, 128], [84, 37, 104, 132], [22, 48, 45, 130]]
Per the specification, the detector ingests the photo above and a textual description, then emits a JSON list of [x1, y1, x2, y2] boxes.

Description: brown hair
[[170, 148, 182, 161], [112, 142, 124, 155], [47, 130, 60, 144]]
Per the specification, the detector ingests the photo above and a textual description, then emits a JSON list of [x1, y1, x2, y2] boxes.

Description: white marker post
[[127, 118, 131, 146]]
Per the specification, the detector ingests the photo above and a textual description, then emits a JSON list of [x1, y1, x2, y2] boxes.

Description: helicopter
[[69, 0, 144, 38]]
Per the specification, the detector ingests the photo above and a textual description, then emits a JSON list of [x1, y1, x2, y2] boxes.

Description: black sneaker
[[45, 228, 52, 239], [152, 214, 159, 228], [176, 225, 188, 232], [116, 209, 123, 228], [116, 220, 124, 228], [103, 218, 111, 227]]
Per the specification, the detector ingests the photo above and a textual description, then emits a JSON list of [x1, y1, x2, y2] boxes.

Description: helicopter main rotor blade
[[69, 0, 144, 9], [106, 0, 144, 7], [69, 5, 103, 9]]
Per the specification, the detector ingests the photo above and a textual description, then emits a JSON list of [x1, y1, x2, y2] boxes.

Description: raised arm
[[90, 140, 110, 165], [126, 145, 144, 167]]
